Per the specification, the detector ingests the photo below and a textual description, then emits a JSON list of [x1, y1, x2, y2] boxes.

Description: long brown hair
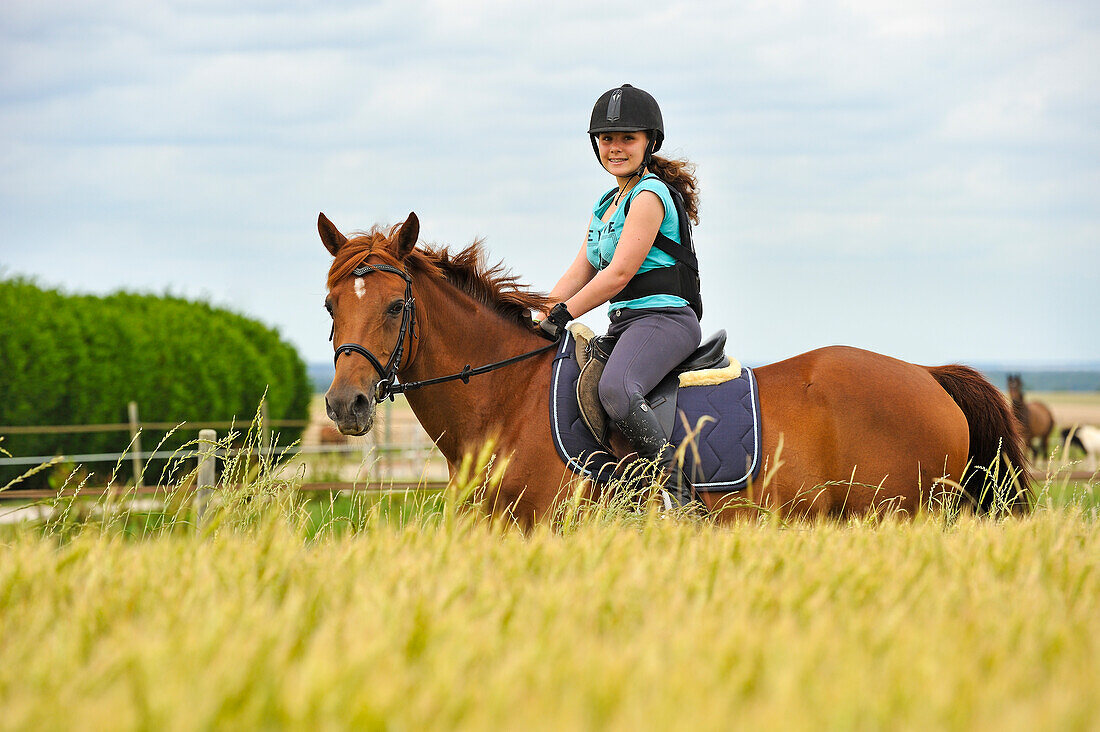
[[648, 154, 699, 225]]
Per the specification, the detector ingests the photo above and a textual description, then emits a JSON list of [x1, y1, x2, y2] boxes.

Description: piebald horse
[[320, 213, 1029, 524]]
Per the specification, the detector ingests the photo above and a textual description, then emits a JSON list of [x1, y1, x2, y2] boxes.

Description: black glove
[[539, 302, 573, 339]]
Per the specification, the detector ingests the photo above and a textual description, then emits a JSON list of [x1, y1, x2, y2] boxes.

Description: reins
[[388, 340, 559, 398], [333, 261, 559, 403]]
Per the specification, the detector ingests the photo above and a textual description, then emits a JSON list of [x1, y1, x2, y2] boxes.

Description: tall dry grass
[[0, 432, 1097, 730]]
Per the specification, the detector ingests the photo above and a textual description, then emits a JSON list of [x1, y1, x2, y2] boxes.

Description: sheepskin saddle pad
[[549, 324, 763, 492]]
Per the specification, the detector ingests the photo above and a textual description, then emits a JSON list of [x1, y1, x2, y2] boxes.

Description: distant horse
[[1060, 425, 1100, 472], [319, 213, 1030, 525], [1007, 374, 1055, 462]]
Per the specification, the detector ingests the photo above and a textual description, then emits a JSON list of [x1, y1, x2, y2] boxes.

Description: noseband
[[332, 262, 416, 402]]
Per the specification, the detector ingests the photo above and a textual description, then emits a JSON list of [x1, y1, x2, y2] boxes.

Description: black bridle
[[332, 261, 559, 403], [332, 262, 417, 403]]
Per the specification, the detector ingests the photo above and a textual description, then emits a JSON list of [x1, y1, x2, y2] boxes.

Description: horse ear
[[394, 212, 419, 260], [318, 213, 347, 256]]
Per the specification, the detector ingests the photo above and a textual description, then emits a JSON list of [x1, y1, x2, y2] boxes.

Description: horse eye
[[324, 299, 333, 316], [386, 301, 403, 316]]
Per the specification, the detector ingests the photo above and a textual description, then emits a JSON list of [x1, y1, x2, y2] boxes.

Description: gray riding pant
[[598, 306, 702, 422]]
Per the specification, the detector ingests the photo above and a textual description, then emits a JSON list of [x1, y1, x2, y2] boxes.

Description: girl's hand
[[531, 308, 547, 325], [538, 303, 574, 339]]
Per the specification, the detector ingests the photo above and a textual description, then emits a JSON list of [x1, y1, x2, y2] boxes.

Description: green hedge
[[0, 278, 311, 488]]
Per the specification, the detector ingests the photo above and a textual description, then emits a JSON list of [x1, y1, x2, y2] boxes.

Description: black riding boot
[[613, 393, 696, 508]]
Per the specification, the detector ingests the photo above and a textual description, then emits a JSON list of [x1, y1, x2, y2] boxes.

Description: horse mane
[[327, 225, 552, 330]]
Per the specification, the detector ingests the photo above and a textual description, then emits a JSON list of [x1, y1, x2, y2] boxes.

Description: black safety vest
[[599, 178, 703, 319]]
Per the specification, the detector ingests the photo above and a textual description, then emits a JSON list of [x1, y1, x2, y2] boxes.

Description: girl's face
[[597, 131, 648, 178]]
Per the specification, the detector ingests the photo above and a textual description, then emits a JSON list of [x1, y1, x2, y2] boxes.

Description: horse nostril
[[352, 392, 372, 416]]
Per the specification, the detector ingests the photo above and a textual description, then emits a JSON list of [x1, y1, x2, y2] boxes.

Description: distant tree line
[[979, 369, 1100, 393], [0, 277, 310, 488]]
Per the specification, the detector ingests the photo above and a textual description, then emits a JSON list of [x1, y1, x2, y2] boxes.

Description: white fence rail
[[0, 442, 438, 467], [1, 399, 448, 484]]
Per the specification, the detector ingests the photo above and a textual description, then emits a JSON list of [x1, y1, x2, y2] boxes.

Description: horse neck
[[1009, 391, 1029, 426], [398, 271, 548, 463]]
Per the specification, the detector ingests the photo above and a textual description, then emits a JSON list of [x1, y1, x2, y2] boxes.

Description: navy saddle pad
[[549, 331, 763, 492]]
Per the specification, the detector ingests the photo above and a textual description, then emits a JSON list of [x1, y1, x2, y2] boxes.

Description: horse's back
[[1079, 425, 1100, 452], [735, 346, 969, 517], [1027, 401, 1054, 434]]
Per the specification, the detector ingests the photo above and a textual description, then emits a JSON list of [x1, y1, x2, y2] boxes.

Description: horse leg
[[1028, 418, 1042, 464], [1027, 411, 1039, 464], [1040, 406, 1054, 466]]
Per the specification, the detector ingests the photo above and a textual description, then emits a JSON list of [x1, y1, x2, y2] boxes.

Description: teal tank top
[[586, 175, 689, 312]]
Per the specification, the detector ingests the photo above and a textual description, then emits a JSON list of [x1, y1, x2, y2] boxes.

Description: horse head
[[1006, 373, 1024, 403], [319, 211, 420, 435]]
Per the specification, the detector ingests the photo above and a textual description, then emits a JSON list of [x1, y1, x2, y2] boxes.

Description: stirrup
[[660, 458, 700, 511]]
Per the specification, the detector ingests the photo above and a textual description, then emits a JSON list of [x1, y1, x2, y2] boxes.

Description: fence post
[[127, 401, 144, 489], [196, 428, 217, 521], [362, 402, 382, 481], [383, 399, 393, 480], [260, 401, 271, 462]]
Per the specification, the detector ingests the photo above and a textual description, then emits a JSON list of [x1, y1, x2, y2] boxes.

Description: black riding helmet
[[588, 84, 664, 175]]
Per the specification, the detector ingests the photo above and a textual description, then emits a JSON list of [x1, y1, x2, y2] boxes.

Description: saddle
[[550, 328, 762, 491], [569, 323, 742, 449]]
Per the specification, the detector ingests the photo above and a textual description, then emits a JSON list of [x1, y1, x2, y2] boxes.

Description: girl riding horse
[[534, 84, 702, 502]]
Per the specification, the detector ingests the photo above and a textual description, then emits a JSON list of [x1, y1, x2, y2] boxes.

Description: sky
[[2, 0, 1098, 368]]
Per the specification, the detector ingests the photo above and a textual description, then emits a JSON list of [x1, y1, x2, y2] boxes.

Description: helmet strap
[[641, 138, 655, 175], [613, 170, 640, 206]]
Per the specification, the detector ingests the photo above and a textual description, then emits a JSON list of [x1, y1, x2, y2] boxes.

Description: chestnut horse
[[1007, 374, 1055, 463], [320, 213, 1029, 524]]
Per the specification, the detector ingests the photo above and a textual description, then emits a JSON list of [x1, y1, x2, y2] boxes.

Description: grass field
[[1, 452, 1098, 730], [2, 396, 1099, 730]]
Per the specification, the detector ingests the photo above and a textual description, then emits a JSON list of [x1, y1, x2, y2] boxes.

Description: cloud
[[1, 0, 1097, 365]]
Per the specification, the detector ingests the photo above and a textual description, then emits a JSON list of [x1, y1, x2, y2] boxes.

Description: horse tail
[[926, 364, 1031, 514]]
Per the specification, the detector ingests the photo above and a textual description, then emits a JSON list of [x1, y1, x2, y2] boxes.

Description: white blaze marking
[[354, 277, 366, 299]]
